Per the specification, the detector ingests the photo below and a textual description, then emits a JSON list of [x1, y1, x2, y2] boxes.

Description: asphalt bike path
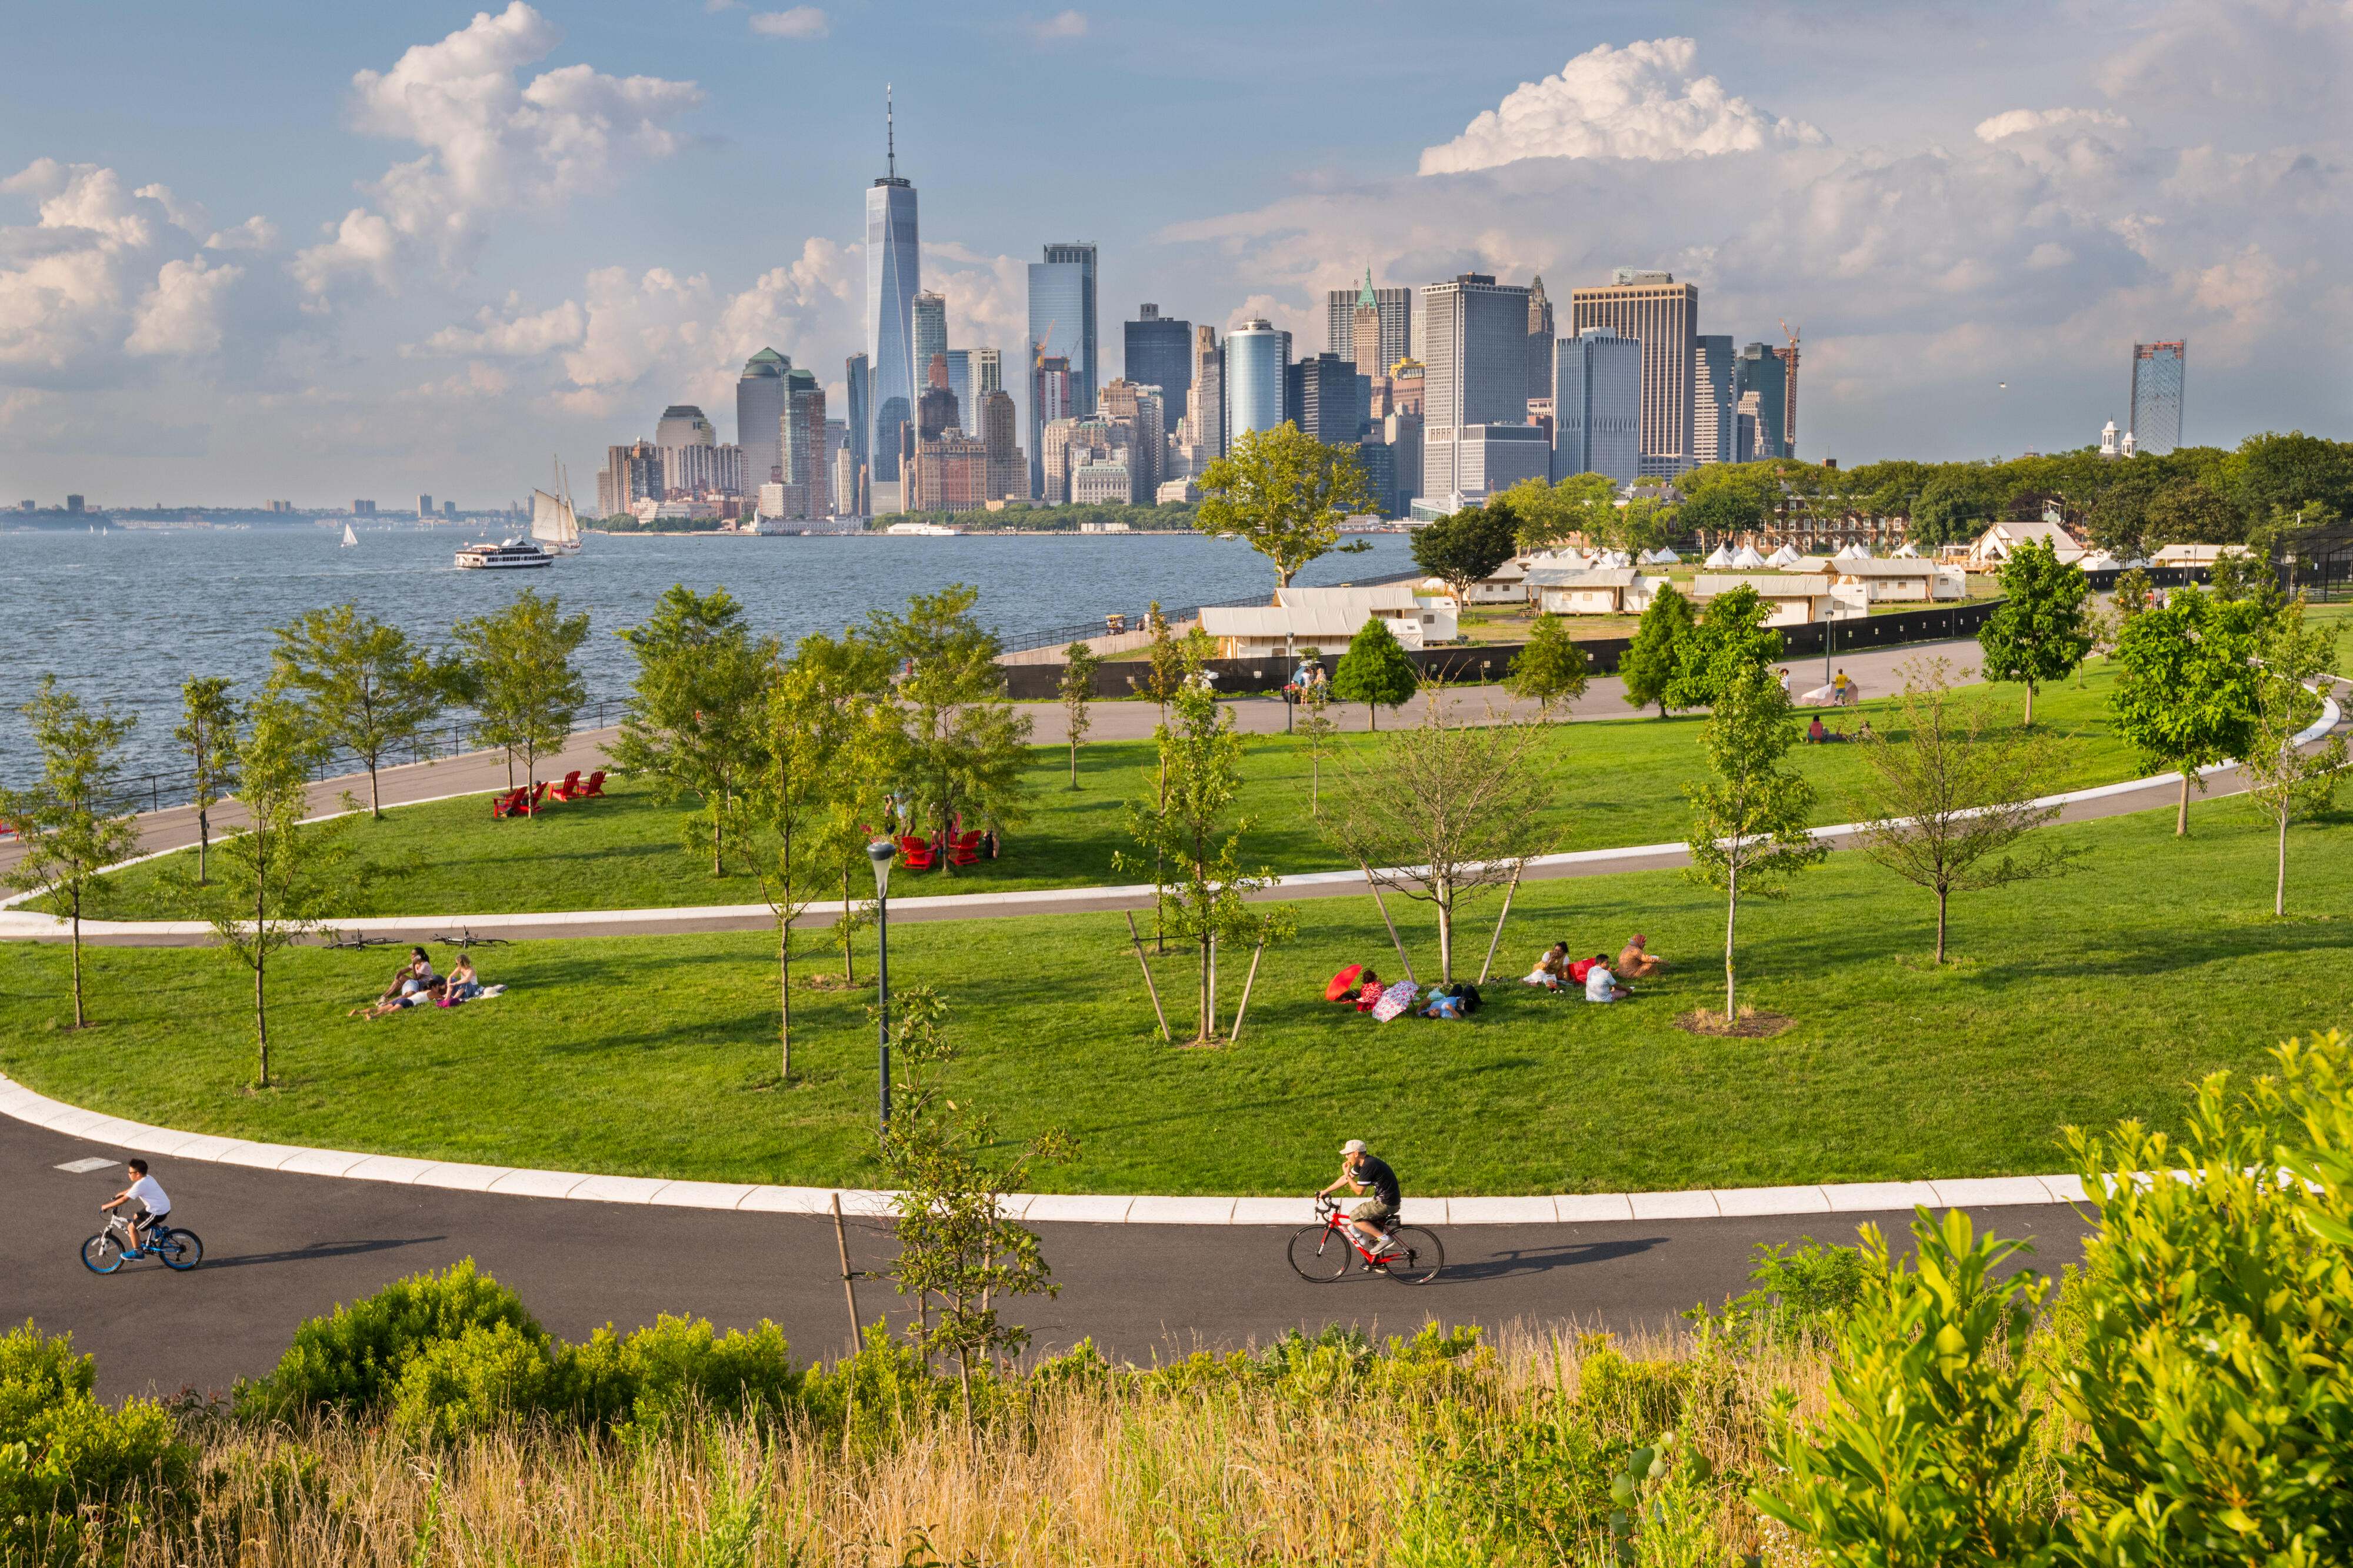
[[0, 1109, 2089, 1402]]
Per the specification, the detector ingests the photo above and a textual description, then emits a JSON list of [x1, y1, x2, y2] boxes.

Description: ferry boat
[[885, 521, 962, 536], [454, 537, 554, 569]]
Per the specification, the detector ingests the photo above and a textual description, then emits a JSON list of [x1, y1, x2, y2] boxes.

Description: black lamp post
[[866, 837, 896, 1133]]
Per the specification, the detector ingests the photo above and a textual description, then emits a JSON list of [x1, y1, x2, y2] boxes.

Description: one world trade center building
[[865, 91, 919, 485]]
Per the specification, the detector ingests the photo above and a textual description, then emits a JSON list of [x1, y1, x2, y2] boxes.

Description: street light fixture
[[866, 837, 896, 1133]]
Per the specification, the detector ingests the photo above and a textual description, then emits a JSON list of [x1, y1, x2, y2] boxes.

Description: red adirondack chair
[[491, 787, 531, 819], [897, 834, 937, 870], [547, 770, 584, 801], [577, 769, 607, 799], [946, 830, 982, 868]]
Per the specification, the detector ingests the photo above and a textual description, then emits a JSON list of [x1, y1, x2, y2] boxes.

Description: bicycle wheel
[[82, 1232, 126, 1274], [156, 1228, 204, 1271], [1287, 1225, 1352, 1282], [1380, 1226, 1444, 1286]]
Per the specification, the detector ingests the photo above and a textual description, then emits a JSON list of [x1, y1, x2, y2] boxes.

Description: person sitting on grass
[[1522, 942, 1569, 989], [375, 948, 435, 1003], [1567, 953, 1608, 987], [439, 953, 482, 1003], [353, 976, 444, 1021], [1585, 958, 1629, 1004], [1355, 970, 1384, 1013], [1615, 935, 1665, 980], [1807, 715, 1828, 745]]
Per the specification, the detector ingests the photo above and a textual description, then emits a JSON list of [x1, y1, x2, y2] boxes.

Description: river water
[[0, 525, 1415, 780]]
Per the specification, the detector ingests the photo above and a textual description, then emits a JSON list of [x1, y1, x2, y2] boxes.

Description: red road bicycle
[[1288, 1197, 1443, 1285]]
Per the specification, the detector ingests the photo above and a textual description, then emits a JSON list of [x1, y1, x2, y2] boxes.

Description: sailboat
[[341, 522, 359, 548], [531, 460, 582, 555]]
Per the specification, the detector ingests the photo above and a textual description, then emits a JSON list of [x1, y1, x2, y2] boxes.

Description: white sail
[[342, 523, 359, 548], [531, 488, 580, 553]]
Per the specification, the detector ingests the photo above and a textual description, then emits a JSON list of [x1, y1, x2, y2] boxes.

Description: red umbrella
[[1324, 965, 1364, 1002]]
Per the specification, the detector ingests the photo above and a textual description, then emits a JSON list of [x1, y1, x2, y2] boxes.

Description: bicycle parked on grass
[[82, 1213, 204, 1273], [1288, 1197, 1442, 1285]]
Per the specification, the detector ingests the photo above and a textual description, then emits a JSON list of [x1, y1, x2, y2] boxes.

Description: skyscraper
[[1187, 324, 1224, 461], [865, 89, 919, 481], [912, 292, 948, 384], [1568, 269, 1698, 476], [1124, 303, 1191, 432], [1287, 352, 1363, 446], [655, 404, 715, 495], [1525, 276, 1555, 402], [1326, 273, 1411, 375], [917, 353, 959, 441], [778, 366, 829, 521], [1692, 335, 1735, 466], [979, 389, 1022, 501], [1349, 275, 1382, 381], [945, 348, 971, 432], [1420, 273, 1532, 502], [1733, 342, 1789, 461], [1101, 379, 1165, 498], [2130, 341, 2185, 455], [1027, 242, 1098, 493], [736, 349, 791, 495], [1224, 320, 1287, 443], [844, 352, 871, 473], [1552, 328, 1642, 486], [974, 347, 1002, 407]]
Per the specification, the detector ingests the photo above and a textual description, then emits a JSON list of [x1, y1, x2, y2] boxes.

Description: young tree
[[1056, 640, 1101, 788], [1322, 682, 1559, 982], [2109, 590, 2270, 835], [1848, 659, 2077, 963], [1121, 681, 1295, 1042], [866, 585, 1032, 874], [1666, 583, 1784, 711], [172, 698, 354, 1087], [1294, 660, 1338, 813], [1409, 502, 1520, 606], [609, 585, 778, 876], [2238, 603, 2344, 916], [1124, 601, 1186, 727], [1974, 539, 2093, 724], [1620, 582, 1696, 718], [1685, 663, 1827, 1021], [2109, 565, 2155, 622], [449, 588, 592, 799], [722, 662, 829, 1080], [1331, 616, 1418, 730], [1504, 613, 1591, 720], [1195, 422, 1375, 593], [0, 678, 139, 1029], [878, 986, 1073, 1413], [266, 603, 439, 818], [174, 676, 239, 885], [2206, 545, 2281, 610], [789, 631, 897, 985]]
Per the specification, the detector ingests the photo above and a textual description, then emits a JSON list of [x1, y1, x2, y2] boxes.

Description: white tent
[[1646, 546, 1680, 565], [2122, 555, 2152, 569], [2080, 549, 2119, 569], [1765, 543, 1802, 566], [1832, 542, 1862, 561], [1889, 541, 1921, 559], [1729, 545, 1769, 569], [1703, 543, 1735, 568]]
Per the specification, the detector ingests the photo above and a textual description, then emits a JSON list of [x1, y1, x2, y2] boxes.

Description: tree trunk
[[69, 900, 85, 1029], [254, 875, 269, 1086], [1068, 735, 1078, 787], [1198, 936, 1211, 1044], [712, 801, 725, 876], [840, 866, 857, 985], [368, 756, 382, 819], [2177, 771, 2191, 836], [779, 919, 792, 1080], [1935, 886, 1949, 965], [196, 809, 209, 885], [2023, 682, 2035, 726], [2276, 810, 2289, 918], [1435, 884, 1454, 983], [1723, 862, 1739, 1022], [1369, 702, 1378, 733]]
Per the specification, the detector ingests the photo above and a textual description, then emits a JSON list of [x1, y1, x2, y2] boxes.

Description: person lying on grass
[[1615, 935, 1665, 980], [352, 978, 443, 1021], [375, 949, 435, 1003]]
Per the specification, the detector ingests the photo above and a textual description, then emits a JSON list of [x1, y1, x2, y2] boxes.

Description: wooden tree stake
[[1124, 909, 1174, 1043], [1228, 941, 1268, 1044], [1358, 859, 1416, 985], [1478, 861, 1525, 985], [830, 1191, 861, 1355]]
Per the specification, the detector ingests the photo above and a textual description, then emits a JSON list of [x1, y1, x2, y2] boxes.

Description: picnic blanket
[[1369, 979, 1419, 1023]]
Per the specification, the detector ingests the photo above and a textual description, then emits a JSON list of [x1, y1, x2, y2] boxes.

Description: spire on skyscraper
[[1357, 267, 1377, 309], [886, 82, 895, 179]]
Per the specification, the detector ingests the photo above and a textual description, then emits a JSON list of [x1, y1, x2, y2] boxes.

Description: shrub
[[1693, 1236, 1882, 1347], [238, 1259, 545, 1421], [390, 1320, 565, 1444], [0, 1321, 187, 1562], [564, 1315, 804, 1432]]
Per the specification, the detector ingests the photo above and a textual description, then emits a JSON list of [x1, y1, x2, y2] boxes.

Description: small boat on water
[[454, 537, 554, 570], [531, 466, 582, 555], [341, 523, 359, 548], [885, 521, 962, 536]]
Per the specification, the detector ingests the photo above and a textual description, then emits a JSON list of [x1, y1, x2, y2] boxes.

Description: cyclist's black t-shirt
[[1353, 1155, 1401, 1209]]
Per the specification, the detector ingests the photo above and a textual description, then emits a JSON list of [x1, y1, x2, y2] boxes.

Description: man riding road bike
[[1317, 1139, 1401, 1257]]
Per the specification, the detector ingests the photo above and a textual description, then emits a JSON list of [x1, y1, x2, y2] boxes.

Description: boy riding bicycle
[[1317, 1139, 1401, 1257], [99, 1159, 171, 1253]]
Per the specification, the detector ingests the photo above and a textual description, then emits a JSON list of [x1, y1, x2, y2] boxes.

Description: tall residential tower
[[1568, 268, 1698, 476], [2129, 341, 2185, 455]]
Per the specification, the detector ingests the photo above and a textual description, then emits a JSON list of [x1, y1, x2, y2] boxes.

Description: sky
[[0, 0, 2346, 507]]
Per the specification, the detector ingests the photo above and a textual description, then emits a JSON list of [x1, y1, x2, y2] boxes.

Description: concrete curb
[[1, 1070, 2087, 1226]]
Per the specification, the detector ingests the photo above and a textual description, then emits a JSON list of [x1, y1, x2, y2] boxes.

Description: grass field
[[92, 664, 2144, 919], [10, 800, 2347, 1196]]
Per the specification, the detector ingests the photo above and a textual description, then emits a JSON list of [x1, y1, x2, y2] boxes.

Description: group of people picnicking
[[1325, 965, 1482, 1022], [1323, 932, 1667, 1021], [346, 947, 498, 1022], [1521, 935, 1665, 1004]]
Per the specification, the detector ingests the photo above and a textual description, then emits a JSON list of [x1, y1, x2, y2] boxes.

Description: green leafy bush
[[238, 1259, 545, 1420], [564, 1315, 803, 1432], [0, 1320, 186, 1562], [389, 1320, 565, 1443], [1692, 1236, 1881, 1346]]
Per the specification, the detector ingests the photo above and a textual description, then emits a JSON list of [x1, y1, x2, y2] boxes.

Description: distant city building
[[773, 366, 829, 521], [656, 404, 714, 451], [974, 346, 1002, 406], [1156, 477, 1199, 505], [917, 353, 959, 441], [865, 94, 920, 480], [1385, 357, 1425, 418], [1100, 378, 1165, 498], [909, 431, 988, 513], [1224, 319, 1288, 443], [1420, 273, 1532, 503], [1379, 410, 1423, 509], [1552, 328, 1642, 486], [1692, 335, 1736, 466], [737, 349, 791, 493], [354, 499, 376, 515], [1032, 355, 1074, 496], [1072, 459, 1134, 506], [601, 441, 662, 516], [1028, 242, 1098, 492], [1525, 275, 1555, 403], [442, 500, 458, 519], [1040, 417, 1080, 503], [912, 292, 948, 391], [1327, 271, 1411, 378], [944, 348, 971, 431], [1186, 323, 1224, 462], [979, 388, 1023, 501], [1287, 352, 1365, 446], [1124, 304, 1192, 439], [1445, 425, 1550, 505], [1568, 268, 1698, 476], [1734, 342, 1791, 461], [666, 443, 741, 495], [417, 493, 433, 518], [65, 493, 85, 514], [2130, 341, 2185, 455], [1356, 439, 1399, 519], [845, 352, 871, 473], [833, 442, 859, 517]]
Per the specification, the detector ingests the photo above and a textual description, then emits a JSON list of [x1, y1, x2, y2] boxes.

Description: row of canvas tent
[[1699, 540, 1922, 569]]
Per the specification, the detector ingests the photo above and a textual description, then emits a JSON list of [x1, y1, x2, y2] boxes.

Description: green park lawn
[[9, 800, 2347, 1196], [93, 664, 2144, 919]]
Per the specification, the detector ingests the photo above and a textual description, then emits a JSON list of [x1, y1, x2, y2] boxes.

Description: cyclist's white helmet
[[1341, 1139, 1367, 1155]]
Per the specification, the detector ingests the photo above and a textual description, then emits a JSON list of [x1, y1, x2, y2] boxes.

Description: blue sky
[[1, 1, 2344, 505]]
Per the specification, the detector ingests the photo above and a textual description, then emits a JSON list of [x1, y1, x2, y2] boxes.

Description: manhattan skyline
[[0, 0, 2343, 502]]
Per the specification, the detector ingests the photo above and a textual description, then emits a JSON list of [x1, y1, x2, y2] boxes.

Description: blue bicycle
[[82, 1214, 203, 1273]]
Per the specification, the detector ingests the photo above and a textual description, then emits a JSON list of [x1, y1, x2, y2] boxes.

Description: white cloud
[[1974, 106, 2132, 142], [204, 215, 278, 251], [2098, 0, 2353, 107], [749, 6, 828, 39], [295, 2, 702, 298], [126, 255, 243, 356], [1418, 38, 1824, 175], [414, 293, 586, 356], [1026, 10, 1088, 42]]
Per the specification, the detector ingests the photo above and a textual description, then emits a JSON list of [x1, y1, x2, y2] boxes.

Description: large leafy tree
[[1665, 583, 1783, 711], [1409, 502, 1519, 605], [1195, 422, 1375, 593], [1330, 615, 1418, 730], [1619, 582, 1696, 718], [610, 585, 779, 875], [449, 588, 591, 797], [1684, 663, 1825, 1022], [2144, 478, 2247, 545], [1909, 468, 2001, 548], [266, 604, 439, 818], [2109, 589, 2271, 835], [1974, 539, 2093, 724], [174, 676, 239, 886], [1498, 472, 1615, 549], [1677, 485, 1767, 543], [865, 585, 1032, 872], [0, 678, 139, 1029], [1504, 613, 1591, 720], [2231, 429, 2353, 523]]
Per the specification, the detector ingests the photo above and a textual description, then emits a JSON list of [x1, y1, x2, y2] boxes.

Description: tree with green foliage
[[1195, 422, 1375, 592], [866, 585, 1032, 873], [1666, 583, 1783, 711], [2109, 589, 2270, 835], [2109, 565, 2154, 621], [0, 1320, 188, 1563], [2205, 545, 2281, 609], [2231, 428, 2353, 524], [1331, 616, 1418, 730], [2238, 602, 2344, 916], [1057, 640, 1101, 788], [722, 659, 835, 1081], [1294, 655, 1338, 813], [266, 604, 439, 818], [0, 677, 140, 1029], [1497, 471, 1615, 549], [1849, 659, 2075, 963], [1124, 600, 1185, 725], [2145, 478, 2247, 545], [610, 585, 778, 876], [1504, 612, 1590, 720], [785, 630, 896, 985], [1684, 663, 1825, 1022], [1908, 468, 2002, 548], [174, 676, 239, 885], [171, 698, 354, 1086], [1619, 581, 1695, 718], [1677, 485, 1767, 544], [1409, 502, 1519, 605], [1121, 681, 1294, 1042], [449, 588, 591, 798], [1975, 539, 2093, 724]]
